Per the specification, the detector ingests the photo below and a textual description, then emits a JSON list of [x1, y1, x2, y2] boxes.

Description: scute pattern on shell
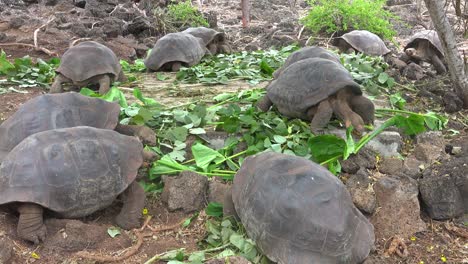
[[273, 46, 341, 78], [405, 30, 444, 57], [182, 27, 225, 46], [232, 152, 375, 264], [0, 93, 120, 163], [144, 32, 207, 71], [340, 30, 391, 56], [56, 41, 122, 82], [266, 58, 361, 120], [0, 127, 143, 218]]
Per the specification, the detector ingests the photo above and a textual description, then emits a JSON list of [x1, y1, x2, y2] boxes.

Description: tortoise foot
[[17, 203, 47, 244], [136, 126, 157, 145]]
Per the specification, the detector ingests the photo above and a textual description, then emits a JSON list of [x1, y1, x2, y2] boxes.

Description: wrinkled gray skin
[[402, 30, 446, 74], [0, 92, 156, 163], [0, 127, 156, 244], [224, 152, 375, 264], [182, 27, 232, 55], [335, 30, 391, 56], [257, 58, 375, 134], [273, 46, 341, 78], [144, 32, 208, 72], [50, 41, 125, 95]]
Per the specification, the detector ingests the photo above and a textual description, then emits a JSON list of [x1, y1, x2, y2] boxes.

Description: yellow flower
[[142, 208, 149, 215], [410, 236, 416, 241], [441, 255, 447, 262], [419, 261, 424, 264], [31, 252, 40, 259]]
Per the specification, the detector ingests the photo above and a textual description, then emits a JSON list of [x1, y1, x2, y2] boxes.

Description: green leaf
[[156, 72, 169, 81], [377, 72, 389, 84], [308, 135, 346, 163], [107, 227, 121, 238], [151, 155, 192, 175], [343, 126, 356, 160], [393, 114, 426, 135], [192, 143, 224, 172], [0, 50, 15, 74], [206, 202, 223, 217], [273, 135, 287, 144], [189, 127, 206, 135]]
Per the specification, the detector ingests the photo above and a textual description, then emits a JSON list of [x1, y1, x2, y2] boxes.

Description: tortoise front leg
[[223, 188, 240, 221], [349, 95, 375, 125], [171, 62, 182, 72], [256, 95, 273, 112], [115, 181, 145, 230], [207, 43, 218, 55], [50, 74, 67, 93], [330, 90, 366, 134], [17, 203, 47, 244], [115, 124, 157, 145], [308, 99, 333, 135], [98, 75, 111, 95], [431, 54, 447, 74]]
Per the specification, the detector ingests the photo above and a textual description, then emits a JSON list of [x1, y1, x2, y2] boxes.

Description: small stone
[[416, 131, 445, 148], [371, 175, 426, 239], [345, 169, 377, 214], [403, 62, 425, 80], [402, 155, 424, 179], [161, 171, 208, 213], [127, 16, 152, 35], [378, 157, 404, 175], [413, 143, 444, 164]]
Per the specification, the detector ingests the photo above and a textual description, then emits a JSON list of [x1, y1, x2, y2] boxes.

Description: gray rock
[[8, 15, 27, 29], [443, 91, 464, 113], [378, 157, 404, 175], [371, 175, 426, 239], [127, 16, 152, 35], [416, 131, 445, 148], [73, 0, 86, 8], [419, 156, 468, 220], [345, 169, 376, 214], [330, 129, 402, 158], [0, 238, 12, 264], [403, 62, 425, 80], [161, 171, 208, 213], [402, 155, 424, 179], [413, 143, 445, 164], [208, 179, 230, 204]]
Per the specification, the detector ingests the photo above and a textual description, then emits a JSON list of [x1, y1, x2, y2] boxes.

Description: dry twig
[[385, 236, 409, 258], [0, 43, 57, 57], [69, 38, 92, 48], [34, 17, 55, 49]]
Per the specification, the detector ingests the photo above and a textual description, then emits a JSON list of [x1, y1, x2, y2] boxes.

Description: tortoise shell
[[405, 30, 444, 58], [232, 152, 375, 264], [0, 126, 143, 218], [56, 41, 122, 82], [182, 27, 225, 46], [338, 30, 391, 56], [144, 32, 207, 71], [273, 46, 341, 78], [266, 57, 361, 120], [0, 92, 120, 163]]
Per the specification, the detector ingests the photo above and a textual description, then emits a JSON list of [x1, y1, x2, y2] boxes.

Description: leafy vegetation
[[0, 50, 59, 89], [153, 0, 208, 33], [176, 45, 298, 85], [300, 0, 397, 40]]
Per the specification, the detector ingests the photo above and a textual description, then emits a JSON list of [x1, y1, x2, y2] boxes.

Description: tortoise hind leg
[[431, 54, 447, 74], [256, 95, 273, 112], [98, 75, 111, 95], [308, 99, 333, 135], [115, 124, 157, 145], [115, 181, 145, 230], [17, 203, 47, 244]]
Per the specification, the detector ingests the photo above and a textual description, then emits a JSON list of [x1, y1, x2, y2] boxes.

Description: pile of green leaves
[[340, 52, 395, 95], [300, 0, 397, 40], [0, 50, 59, 88], [154, 0, 208, 33], [176, 46, 299, 85]]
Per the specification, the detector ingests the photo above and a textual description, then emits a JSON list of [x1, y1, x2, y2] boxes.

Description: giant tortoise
[[334, 30, 391, 56], [402, 30, 446, 74], [223, 152, 375, 264], [182, 27, 232, 55], [144, 32, 207, 72], [51, 41, 125, 95], [0, 92, 156, 163], [0, 126, 155, 243], [257, 57, 375, 134], [273, 46, 341, 78]]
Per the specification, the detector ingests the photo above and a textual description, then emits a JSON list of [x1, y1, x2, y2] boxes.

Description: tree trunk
[[241, 0, 250, 28], [424, 0, 468, 107]]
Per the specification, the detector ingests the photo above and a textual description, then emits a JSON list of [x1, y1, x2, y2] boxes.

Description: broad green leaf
[[192, 143, 224, 172], [377, 72, 389, 84], [393, 114, 426, 135], [343, 126, 356, 160], [308, 135, 346, 163], [151, 155, 192, 175], [156, 72, 169, 81], [206, 202, 223, 217], [107, 227, 121, 238], [273, 135, 287, 144]]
